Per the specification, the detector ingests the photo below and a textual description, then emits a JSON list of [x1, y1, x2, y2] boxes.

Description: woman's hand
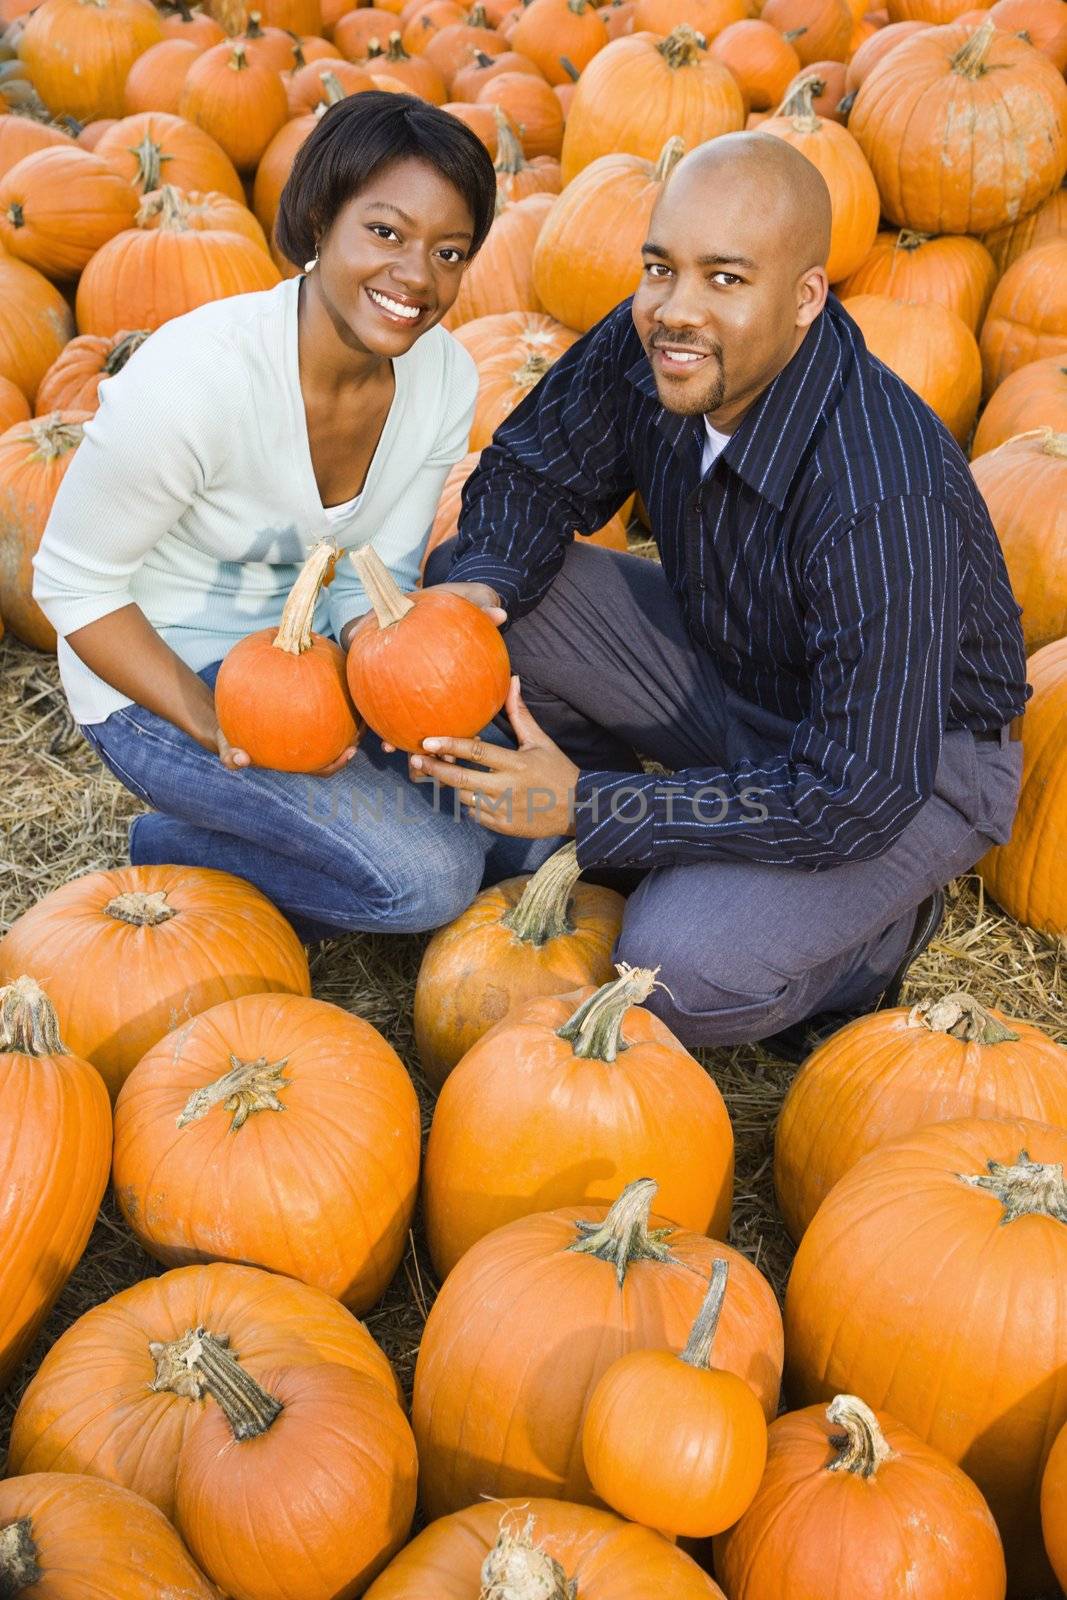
[[214, 725, 359, 777]]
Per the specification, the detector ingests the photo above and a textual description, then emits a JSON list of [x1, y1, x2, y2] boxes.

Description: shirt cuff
[[444, 551, 527, 617], [573, 769, 657, 869]]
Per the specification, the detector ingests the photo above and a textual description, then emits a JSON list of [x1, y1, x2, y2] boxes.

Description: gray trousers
[[432, 540, 1023, 1048]]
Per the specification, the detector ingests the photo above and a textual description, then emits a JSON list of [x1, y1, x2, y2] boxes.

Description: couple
[[34, 91, 1028, 1060]]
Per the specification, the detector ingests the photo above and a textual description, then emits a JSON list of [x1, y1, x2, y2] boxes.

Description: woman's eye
[[369, 224, 399, 241], [438, 248, 466, 264]]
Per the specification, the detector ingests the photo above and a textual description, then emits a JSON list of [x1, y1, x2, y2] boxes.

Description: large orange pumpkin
[[981, 182, 1067, 277], [453, 309, 579, 448], [0, 978, 111, 1393], [0, 1474, 218, 1599], [7, 1260, 399, 1518], [18, 0, 164, 121], [35, 328, 149, 417], [345, 543, 510, 751], [971, 429, 1066, 652], [113, 989, 420, 1310], [423, 964, 735, 1276], [837, 228, 996, 332], [0, 145, 139, 279], [979, 239, 1067, 398], [774, 989, 1067, 1240], [0, 410, 88, 652], [559, 26, 744, 184], [784, 1115, 1067, 1595], [510, 0, 608, 84], [710, 18, 802, 110], [533, 136, 684, 333], [0, 253, 75, 403], [413, 1177, 784, 1517], [979, 639, 1067, 938], [443, 189, 555, 326], [122, 35, 203, 114], [1043, 1421, 1067, 1593], [850, 20, 1067, 235], [75, 187, 280, 337], [971, 356, 1067, 459], [0, 113, 73, 183], [713, 1395, 1007, 1598], [413, 837, 624, 1087], [179, 39, 290, 171], [0, 863, 311, 1100], [842, 293, 981, 442], [0, 374, 31, 433], [364, 1500, 726, 1598], [94, 109, 245, 200]]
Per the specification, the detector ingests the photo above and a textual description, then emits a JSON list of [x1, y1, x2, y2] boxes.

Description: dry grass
[[1, 629, 1065, 1535]]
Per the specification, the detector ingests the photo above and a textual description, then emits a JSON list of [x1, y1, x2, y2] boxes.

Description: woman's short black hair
[[275, 91, 498, 268]]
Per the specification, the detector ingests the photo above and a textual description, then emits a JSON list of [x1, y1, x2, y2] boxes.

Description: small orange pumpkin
[[160, 1, 226, 45], [0, 145, 139, 280], [970, 429, 1066, 653], [179, 39, 290, 171], [0, 114, 74, 183], [284, 54, 373, 113], [363, 31, 448, 99], [35, 329, 149, 417], [424, 4, 506, 86], [0, 411, 89, 651], [476, 68, 565, 159], [0, 374, 31, 432], [762, 0, 854, 59], [837, 228, 996, 332], [842, 293, 981, 442], [122, 36, 203, 114], [970, 356, 1067, 459], [453, 309, 579, 449], [94, 109, 245, 200], [443, 189, 555, 327], [710, 19, 802, 111], [17, 0, 165, 121], [333, 6, 405, 57], [510, 0, 608, 84], [138, 183, 270, 251], [633, 0, 749, 38], [0, 253, 74, 403], [492, 107, 562, 201], [452, 45, 544, 102], [979, 238, 1067, 398]]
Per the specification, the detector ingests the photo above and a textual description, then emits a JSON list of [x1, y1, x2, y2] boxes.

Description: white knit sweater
[[32, 276, 479, 724]]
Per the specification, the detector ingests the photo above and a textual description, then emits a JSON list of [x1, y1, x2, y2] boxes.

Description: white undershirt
[[701, 417, 732, 476], [324, 492, 362, 523]]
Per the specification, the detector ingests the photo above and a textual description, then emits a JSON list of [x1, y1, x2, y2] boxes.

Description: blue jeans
[[80, 661, 561, 943]]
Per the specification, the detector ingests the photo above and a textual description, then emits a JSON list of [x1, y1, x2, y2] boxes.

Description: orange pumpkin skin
[[363, 1497, 727, 1597], [0, 1473, 219, 1599], [442, 98, 499, 152], [0, 146, 139, 279], [850, 21, 1067, 235], [476, 69, 565, 159], [454, 309, 579, 449], [363, 33, 448, 100], [842, 294, 981, 442], [18, 0, 164, 121], [443, 189, 555, 327], [510, 0, 608, 84], [837, 229, 996, 332], [759, 82, 879, 282], [971, 356, 1067, 460], [123, 36, 202, 114], [0, 253, 75, 403], [0, 411, 88, 652], [334, 7, 408, 59], [886, 0, 990, 18], [402, 0, 464, 54], [179, 41, 290, 171], [257, 0, 325, 32], [713, 1398, 1007, 1599], [7, 1260, 399, 1519], [412, 1183, 784, 1518], [0, 114, 74, 183], [215, 629, 357, 768], [423, 973, 735, 1275], [493, 115, 562, 202], [160, 4, 226, 46], [174, 1363, 417, 1600], [76, 117, 121, 148], [452, 47, 544, 104], [970, 430, 1067, 653], [774, 993, 1067, 1240], [0, 373, 31, 432], [95, 109, 245, 200], [633, 0, 748, 37], [710, 19, 801, 110], [113, 991, 421, 1312], [0, 979, 112, 1394], [979, 239, 1067, 398], [784, 1116, 1067, 1596], [761, 0, 854, 60], [253, 111, 316, 234], [560, 27, 744, 184], [35, 328, 148, 417], [842, 17, 927, 93], [0, 864, 311, 1101], [979, 638, 1067, 938], [424, 18, 508, 88], [986, 0, 1067, 68], [981, 184, 1067, 280], [1042, 1421, 1067, 1592], [533, 138, 684, 334], [138, 184, 271, 252], [285, 55, 374, 113]]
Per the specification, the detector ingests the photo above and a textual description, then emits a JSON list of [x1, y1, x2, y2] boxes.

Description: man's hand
[[409, 676, 579, 838]]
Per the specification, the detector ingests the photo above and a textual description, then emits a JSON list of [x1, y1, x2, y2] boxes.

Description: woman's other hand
[[214, 724, 359, 777]]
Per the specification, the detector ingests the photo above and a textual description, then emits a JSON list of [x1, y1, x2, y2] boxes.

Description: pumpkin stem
[[470, 48, 495, 66], [348, 544, 415, 627], [150, 1325, 232, 1400], [836, 89, 856, 115], [556, 962, 661, 1062], [896, 229, 933, 252], [14, 414, 85, 462], [568, 1176, 675, 1285], [1037, 428, 1067, 460], [385, 30, 412, 62], [103, 328, 149, 375], [0, 1519, 43, 1594], [244, 9, 266, 36], [104, 889, 178, 927], [658, 25, 707, 67], [826, 1395, 893, 1479], [909, 991, 1020, 1045], [566, 0, 588, 12], [957, 1149, 1067, 1224], [500, 839, 582, 945], [5, 202, 24, 230], [289, 39, 307, 69], [559, 54, 581, 82], [319, 69, 348, 105], [951, 17, 996, 78], [0, 976, 69, 1057], [512, 351, 552, 393], [137, 182, 191, 232], [777, 75, 820, 129], [493, 106, 527, 174], [126, 133, 171, 194], [479, 1512, 577, 1600], [178, 1052, 291, 1130], [151, 1325, 282, 1438], [271, 539, 338, 656], [680, 1257, 729, 1369], [229, 41, 251, 70], [467, 1, 489, 21], [653, 135, 686, 184]]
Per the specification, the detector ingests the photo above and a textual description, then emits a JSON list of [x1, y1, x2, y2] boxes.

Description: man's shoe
[[759, 887, 946, 1066]]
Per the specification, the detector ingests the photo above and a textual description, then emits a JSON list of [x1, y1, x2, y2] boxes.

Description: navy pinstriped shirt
[[448, 296, 1030, 872]]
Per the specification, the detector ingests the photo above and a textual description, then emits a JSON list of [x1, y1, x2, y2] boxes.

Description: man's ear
[[797, 267, 829, 330]]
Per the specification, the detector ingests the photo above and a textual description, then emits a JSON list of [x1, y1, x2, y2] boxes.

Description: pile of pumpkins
[[1, 0, 1067, 1595]]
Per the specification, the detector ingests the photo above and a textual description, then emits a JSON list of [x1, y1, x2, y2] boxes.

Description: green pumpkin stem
[[493, 107, 527, 174], [653, 135, 686, 184], [680, 1257, 729, 1370], [127, 134, 171, 195], [896, 229, 933, 252], [150, 1326, 282, 1438], [501, 840, 581, 945], [0, 977, 68, 1057], [0, 1519, 43, 1595], [319, 69, 348, 106], [559, 54, 581, 81], [910, 991, 1020, 1045], [348, 544, 415, 628], [568, 1177, 675, 1286], [556, 962, 660, 1061], [480, 1513, 577, 1600], [957, 1149, 1067, 1224], [103, 329, 149, 376], [273, 539, 338, 655], [826, 1395, 893, 1479], [178, 1053, 291, 1130], [778, 74, 821, 128], [104, 889, 177, 927]]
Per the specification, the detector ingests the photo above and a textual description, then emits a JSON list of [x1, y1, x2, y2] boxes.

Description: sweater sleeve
[[32, 324, 249, 638], [326, 335, 479, 639]]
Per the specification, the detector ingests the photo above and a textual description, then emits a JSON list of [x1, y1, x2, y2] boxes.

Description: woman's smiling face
[[311, 155, 477, 355]]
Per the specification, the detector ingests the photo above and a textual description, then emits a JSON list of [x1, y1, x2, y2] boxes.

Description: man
[[419, 133, 1029, 1058]]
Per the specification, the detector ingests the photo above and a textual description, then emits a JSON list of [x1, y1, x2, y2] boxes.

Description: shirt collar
[[624, 298, 853, 512]]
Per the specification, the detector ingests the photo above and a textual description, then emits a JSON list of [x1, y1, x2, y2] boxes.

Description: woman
[[33, 92, 538, 942]]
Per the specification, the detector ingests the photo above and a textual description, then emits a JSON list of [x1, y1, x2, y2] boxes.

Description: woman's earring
[[304, 251, 319, 273]]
